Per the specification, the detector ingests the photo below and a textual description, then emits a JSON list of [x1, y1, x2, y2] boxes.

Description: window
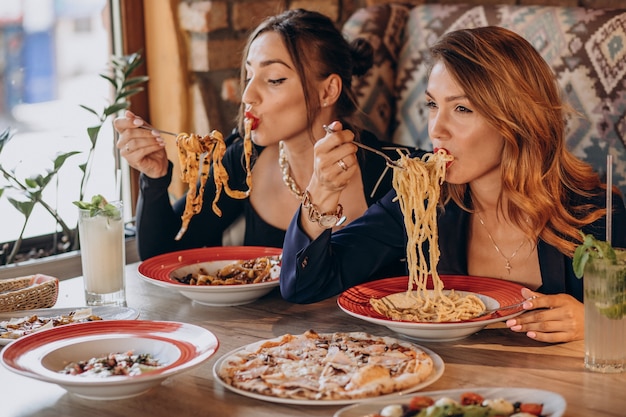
[[0, 0, 123, 248]]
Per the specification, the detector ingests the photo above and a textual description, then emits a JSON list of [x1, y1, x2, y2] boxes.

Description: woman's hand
[[114, 110, 169, 178], [308, 120, 358, 194], [505, 288, 584, 343], [298, 121, 358, 239]]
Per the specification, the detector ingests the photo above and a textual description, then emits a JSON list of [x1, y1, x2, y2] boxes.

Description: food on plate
[[175, 117, 254, 240], [59, 351, 162, 377], [216, 330, 435, 401], [0, 308, 102, 340], [370, 150, 486, 322], [172, 255, 281, 285], [364, 391, 545, 417]]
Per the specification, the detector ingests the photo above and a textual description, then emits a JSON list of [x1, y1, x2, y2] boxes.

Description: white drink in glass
[[583, 248, 626, 373], [78, 201, 126, 306]]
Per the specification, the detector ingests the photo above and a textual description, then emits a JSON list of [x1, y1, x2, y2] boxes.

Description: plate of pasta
[[137, 246, 282, 306], [337, 275, 527, 342]]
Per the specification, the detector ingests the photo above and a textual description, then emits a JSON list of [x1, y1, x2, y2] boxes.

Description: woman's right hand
[[114, 110, 169, 178]]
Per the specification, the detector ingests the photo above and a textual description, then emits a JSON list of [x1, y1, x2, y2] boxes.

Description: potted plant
[[0, 51, 148, 269]]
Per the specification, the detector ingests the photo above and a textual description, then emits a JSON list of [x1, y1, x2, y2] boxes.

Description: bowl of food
[[137, 246, 282, 306], [0, 319, 219, 400], [333, 387, 566, 417], [338, 275, 527, 342]]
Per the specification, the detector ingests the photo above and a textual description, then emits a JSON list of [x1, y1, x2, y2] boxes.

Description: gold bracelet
[[302, 190, 346, 229]]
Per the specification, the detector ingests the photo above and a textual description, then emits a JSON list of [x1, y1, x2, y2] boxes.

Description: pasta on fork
[[174, 118, 254, 240], [370, 149, 486, 322]]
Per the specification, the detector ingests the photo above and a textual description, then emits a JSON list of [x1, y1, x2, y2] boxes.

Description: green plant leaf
[[0, 127, 15, 153], [8, 197, 35, 217], [100, 73, 118, 89], [117, 87, 144, 100], [53, 151, 81, 170], [87, 125, 101, 146], [78, 104, 99, 117], [24, 177, 40, 189], [103, 102, 130, 117], [123, 76, 150, 88]]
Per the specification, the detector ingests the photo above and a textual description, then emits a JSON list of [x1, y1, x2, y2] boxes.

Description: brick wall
[[177, 0, 625, 135]]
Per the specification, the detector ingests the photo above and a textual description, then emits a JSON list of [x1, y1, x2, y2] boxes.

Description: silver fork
[[475, 296, 537, 318], [138, 125, 178, 137], [322, 125, 404, 169]]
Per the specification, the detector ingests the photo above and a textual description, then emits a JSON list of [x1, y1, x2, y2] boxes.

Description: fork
[[475, 296, 537, 318], [322, 125, 404, 169], [138, 125, 178, 137]]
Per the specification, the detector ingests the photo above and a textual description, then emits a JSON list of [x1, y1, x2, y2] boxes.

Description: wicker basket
[[0, 274, 59, 312]]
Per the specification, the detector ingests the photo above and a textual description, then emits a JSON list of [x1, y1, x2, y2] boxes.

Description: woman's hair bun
[[350, 37, 374, 77]]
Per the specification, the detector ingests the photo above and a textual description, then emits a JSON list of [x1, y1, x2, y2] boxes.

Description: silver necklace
[[278, 141, 304, 200], [476, 212, 525, 275]]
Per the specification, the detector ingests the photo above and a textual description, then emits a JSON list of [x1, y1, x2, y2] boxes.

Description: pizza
[[216, 330, 435, 401], [0, 308, 102, 340]]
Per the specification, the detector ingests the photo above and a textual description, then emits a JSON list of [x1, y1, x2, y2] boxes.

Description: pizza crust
[[217, 330, 435, 401]]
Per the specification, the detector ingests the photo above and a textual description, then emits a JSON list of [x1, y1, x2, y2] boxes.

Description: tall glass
[[77, 201, 126, 306], [583, 248, 626, 373]]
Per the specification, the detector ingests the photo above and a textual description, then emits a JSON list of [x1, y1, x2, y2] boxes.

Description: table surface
[[1, 262, 624, 417]]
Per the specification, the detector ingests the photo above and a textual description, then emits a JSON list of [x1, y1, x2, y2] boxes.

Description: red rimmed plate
[[338, 275, 526, 342], [0, 320, 219, 400], [137, 246, 282, 306]]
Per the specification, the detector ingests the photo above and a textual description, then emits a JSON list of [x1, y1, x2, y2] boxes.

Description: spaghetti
[[174, 118, 253, 240], [370, 149, 485, 322]]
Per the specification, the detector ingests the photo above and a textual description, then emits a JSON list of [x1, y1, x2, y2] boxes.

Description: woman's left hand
[[505, 288, 584, 343]]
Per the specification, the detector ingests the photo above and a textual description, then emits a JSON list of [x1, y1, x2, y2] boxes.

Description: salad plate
[[334, 387, 566, 417], [0, 320, 219, 400]]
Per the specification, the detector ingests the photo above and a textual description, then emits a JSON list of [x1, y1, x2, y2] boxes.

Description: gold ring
[[337, 159, 348, 171]]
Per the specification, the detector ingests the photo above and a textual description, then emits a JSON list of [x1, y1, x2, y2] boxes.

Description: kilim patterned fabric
[[343, 4, 626, 197]]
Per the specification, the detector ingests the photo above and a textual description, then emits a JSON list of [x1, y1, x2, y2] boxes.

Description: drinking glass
[[583, 247, 626, 373], [77, 200, 126, 306]]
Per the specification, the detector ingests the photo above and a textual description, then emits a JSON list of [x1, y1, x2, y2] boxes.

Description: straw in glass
[[606, 154, 613, 244]]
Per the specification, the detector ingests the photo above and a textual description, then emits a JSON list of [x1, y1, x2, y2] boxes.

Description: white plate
[[334, 387, 567, 417], [338, 275, 527, 342], [212, 337, 444, 406], [0, 305, 140, 345], [137, 246, 282, 306], [1, 320, 219, 400]]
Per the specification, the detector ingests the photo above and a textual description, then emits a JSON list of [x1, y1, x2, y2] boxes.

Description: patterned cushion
[[344, 4, 626, 197], [343, 3, 411, 142]]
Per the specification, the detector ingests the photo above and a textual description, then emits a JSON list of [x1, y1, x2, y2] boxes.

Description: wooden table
[[1, 262, 624, 417]]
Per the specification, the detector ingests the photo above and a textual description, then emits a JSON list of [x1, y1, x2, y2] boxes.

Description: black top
[[135, 130, 419, 260], [280, 170, 626, 304]]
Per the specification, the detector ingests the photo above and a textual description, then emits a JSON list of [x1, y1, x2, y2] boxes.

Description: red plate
[[0, 320, 219, 400], [337, 275, 527, 342], [339, 275, 526, 323], [136, 247, 283, 306], [137, 246, 282, 284]]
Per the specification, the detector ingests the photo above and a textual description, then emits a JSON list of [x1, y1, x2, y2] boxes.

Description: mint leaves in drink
[[573, 233, 617, 278], [574, 233, 626, 320], [73, 195, 121, 219]]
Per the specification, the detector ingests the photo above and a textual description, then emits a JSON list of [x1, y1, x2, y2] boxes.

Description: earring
[[323, 101, 327, 107]]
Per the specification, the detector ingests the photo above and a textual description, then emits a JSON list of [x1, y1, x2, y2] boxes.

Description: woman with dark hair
[[114, 9, 415, 263], [280, 26, 626, 343]]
